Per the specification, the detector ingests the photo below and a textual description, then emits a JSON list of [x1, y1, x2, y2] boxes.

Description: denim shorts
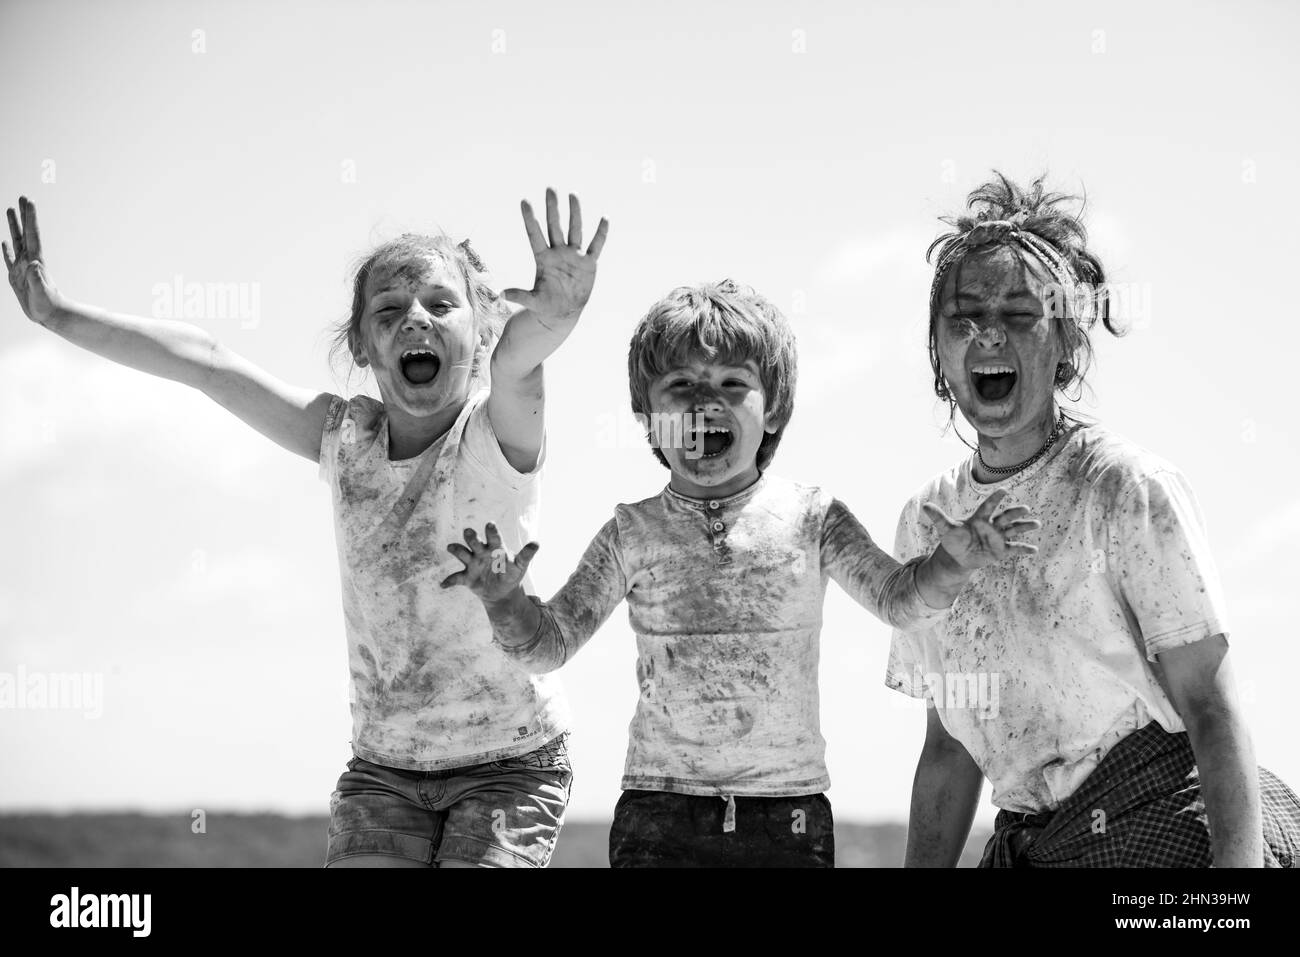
[[325, 734, 573, 868], [608, 789, 835, 868]]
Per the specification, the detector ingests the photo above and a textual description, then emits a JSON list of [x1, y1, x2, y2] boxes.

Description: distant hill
[[0, 814, 990, 867]]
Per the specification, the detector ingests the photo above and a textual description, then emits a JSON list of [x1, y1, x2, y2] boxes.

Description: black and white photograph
[[1, 0, 1296, 937]]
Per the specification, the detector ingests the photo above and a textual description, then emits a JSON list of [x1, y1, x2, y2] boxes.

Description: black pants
[[608, 790, 835, 868]]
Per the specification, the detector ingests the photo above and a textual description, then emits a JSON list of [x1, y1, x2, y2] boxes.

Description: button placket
[[707, 503, 731, 565]]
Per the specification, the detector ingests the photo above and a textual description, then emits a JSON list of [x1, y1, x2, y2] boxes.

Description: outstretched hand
[[440, 523, 539, 602], [923, 489, 1040, 572], [502, 188, 608, 325], [4, 196, 61, 325]]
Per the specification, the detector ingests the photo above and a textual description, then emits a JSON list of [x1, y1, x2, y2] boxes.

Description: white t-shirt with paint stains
[[319, 390, 569, 771], [502, 474, 943, 797], [886, 424, 1230, 813]]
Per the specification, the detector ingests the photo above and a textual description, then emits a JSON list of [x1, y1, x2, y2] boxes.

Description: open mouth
[[971, 364, 1017, 403], [693, 424, 735, 459], [399, 348, 441, 386]]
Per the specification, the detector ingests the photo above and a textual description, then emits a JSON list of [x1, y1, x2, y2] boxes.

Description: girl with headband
[[886, 172, 1300, 867]]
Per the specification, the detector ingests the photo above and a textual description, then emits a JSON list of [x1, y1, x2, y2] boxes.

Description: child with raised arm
[[442, 279, 1039, 867], [4, 191, 608, 868]]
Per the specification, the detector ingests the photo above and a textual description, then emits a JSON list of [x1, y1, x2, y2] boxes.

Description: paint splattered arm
[[524, 518, 628, 671], [822, 498, 945, 629]]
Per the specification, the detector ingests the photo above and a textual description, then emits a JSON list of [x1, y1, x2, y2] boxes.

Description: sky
[[1, 0, 1297, 834]]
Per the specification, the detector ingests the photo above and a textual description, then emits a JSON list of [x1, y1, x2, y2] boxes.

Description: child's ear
[[349, 327, 370, 368], [764, 411, 780, 435]]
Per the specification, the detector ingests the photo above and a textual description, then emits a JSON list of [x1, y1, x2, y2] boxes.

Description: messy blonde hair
[[627, 279, 798, 472]]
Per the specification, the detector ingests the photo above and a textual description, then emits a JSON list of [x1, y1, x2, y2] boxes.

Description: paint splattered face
[[357, 254, 480, 418], [648, 359, 775, 496], [935, 246, 1064, 439]]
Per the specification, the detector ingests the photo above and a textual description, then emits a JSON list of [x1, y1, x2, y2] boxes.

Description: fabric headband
[[929, 220, 1090, 323]]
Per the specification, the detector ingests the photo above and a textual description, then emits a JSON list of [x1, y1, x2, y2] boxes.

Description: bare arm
[[1108, 471, 1260, 865], [904, 705, 985, 867], [487, 189, 609, 472], [5, 197, 331, 461], [1159, 635, 1263, 867]]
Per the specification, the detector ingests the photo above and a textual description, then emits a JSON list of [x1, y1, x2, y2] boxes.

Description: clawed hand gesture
[[923, 489, 1040, 571], [441, 523, 539, 601]]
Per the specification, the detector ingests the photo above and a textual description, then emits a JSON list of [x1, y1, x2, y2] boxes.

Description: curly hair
[[627, 279, 798, 473], [329, 233, 510, 389], [926, 172, 1123, 408]]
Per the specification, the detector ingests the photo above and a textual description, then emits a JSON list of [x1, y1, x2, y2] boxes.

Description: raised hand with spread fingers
[[5, 196, 62, 325], [487, 188, 609, 473]]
